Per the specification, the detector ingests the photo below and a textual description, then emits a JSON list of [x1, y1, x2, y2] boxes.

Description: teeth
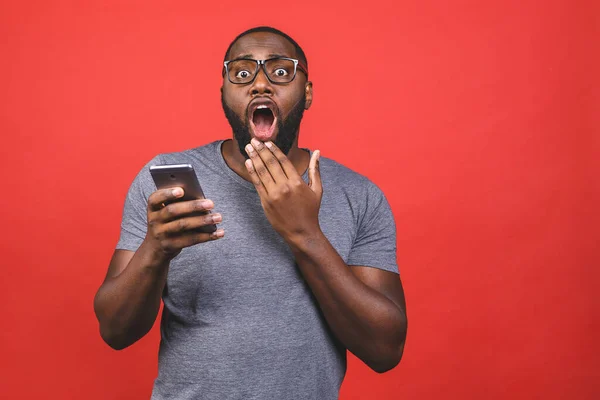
[[256, 105, 268, 109]]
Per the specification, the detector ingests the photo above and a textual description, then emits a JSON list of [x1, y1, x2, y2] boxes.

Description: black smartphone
[[149, 164, 217, 233]]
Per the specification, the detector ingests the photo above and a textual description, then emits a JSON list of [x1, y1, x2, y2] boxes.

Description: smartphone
[[149, 164, 217, 233]]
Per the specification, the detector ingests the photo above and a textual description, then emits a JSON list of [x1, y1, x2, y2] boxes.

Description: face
[[221, 32, 312, 157]]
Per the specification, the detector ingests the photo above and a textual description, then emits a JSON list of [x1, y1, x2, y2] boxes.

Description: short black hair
[[224, 26, 308, 72]]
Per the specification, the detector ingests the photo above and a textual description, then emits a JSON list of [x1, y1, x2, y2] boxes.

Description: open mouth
[[249, 104, 278, 140]]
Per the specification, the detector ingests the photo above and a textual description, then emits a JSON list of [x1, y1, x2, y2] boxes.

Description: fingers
[[174, 229, 225, 246], [152, 197, 214, 222], [147, 189, 224, 257], [245, 139, 321, 199], [147, 204, 224, 253], [157, 228, 225, 253], [245, 141, 275, 192], [263, 140, 299, 179], [245, 158, 268, 197], [308, 150, 323, 197], [148, 187, 185, 211], [161, 212, 222, 236], [247, 138, 288, 184]]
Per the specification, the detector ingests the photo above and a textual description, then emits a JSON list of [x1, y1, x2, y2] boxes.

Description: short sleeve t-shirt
[[117, 140, 399, 400]]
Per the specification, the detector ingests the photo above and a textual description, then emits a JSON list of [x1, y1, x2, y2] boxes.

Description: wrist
[[285, 225, 326, 253], [138, 240, 174, 272]]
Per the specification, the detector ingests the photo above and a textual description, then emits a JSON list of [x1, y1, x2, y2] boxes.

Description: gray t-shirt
[[117, 140, 399, 400]]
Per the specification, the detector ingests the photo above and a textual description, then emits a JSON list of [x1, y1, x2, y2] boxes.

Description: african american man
[[94, 26, 407, 400]]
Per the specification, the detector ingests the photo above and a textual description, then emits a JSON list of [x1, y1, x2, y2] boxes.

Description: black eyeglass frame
[[223, 57, 309, 85]]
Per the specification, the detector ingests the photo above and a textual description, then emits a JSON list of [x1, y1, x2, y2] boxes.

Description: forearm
[[94, 241, 169, 350], [288, 230, 407, 373]]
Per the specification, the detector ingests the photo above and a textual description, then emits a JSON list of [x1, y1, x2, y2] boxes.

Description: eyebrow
[[232, 53, 254, 59], [267, 53, 290, 59], [230, 53, 294, 60]]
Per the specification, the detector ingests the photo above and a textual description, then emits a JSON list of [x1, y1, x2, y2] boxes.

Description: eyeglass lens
[[227, 59, 296, 84]]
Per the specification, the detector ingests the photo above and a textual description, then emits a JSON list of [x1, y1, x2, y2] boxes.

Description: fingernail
[[200, 199, 213, 209], [245, 144, 254, 154], [245, 159, 254, 169], [172, 188, 183, 196], [265, 141, 273, 148], [251, 138, 262, 147], [212, 213, 222, 223], [214, 229, 225, 238]]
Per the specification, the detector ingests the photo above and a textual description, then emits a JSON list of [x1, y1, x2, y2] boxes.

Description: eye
[[236, 70, 251, 79], [274, 68, 288, 77]]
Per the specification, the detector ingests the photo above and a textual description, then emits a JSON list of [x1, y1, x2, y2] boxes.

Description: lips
[[248, 98, 278, 141]]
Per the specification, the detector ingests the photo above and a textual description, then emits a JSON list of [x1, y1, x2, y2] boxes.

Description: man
[[94, 26, 407, 399]]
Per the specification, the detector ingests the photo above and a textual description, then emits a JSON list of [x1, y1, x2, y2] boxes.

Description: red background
[[1, 1, 598, 399]]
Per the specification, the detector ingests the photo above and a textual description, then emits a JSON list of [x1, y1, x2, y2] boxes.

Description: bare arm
[[244, 139, 407, 372], [93, 246, 168, 350], [290, 232, 407, 373], [94, 188, 224, 350]]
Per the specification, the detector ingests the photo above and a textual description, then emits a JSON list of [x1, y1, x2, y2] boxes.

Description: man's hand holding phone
[[144, 188, 224, 263], [144, 164, 223, 263]]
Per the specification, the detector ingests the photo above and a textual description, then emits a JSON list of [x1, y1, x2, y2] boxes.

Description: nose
[[249, 65, 273, 96]]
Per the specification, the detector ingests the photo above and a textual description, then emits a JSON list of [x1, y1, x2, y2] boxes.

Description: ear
[[304, 81, 313, 110]]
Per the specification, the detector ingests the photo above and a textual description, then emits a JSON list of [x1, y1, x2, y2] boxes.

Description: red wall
[[1, 1, 598, 399]]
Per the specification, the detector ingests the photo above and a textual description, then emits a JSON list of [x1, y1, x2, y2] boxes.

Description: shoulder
[[318, 155, 386, 201]]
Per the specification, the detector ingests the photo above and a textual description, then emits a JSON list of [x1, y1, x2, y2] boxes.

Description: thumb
[[308, 150, 322, 197]]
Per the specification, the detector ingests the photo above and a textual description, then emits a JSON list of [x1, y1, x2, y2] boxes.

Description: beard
[[221, 93, 306, 159]]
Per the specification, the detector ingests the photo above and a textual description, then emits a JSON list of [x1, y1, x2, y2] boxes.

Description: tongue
[[253, 110, 274, 138], [254, 112, 272, 130]]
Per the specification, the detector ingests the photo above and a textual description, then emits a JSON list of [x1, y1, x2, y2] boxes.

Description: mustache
[[221, 93, 306, 157], [244, 95, 305, 124]]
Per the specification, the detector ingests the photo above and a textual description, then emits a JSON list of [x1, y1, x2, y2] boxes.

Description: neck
[[221, 137, 310, 182]]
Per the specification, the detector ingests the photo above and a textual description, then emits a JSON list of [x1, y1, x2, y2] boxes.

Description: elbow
[[370, 362, 398, 374], [94, 292, 136, 351], [367, 341, 405, 374], [96, 313, 148, 350], [367, 325, 407, 374], [99, 327, 132, 351]]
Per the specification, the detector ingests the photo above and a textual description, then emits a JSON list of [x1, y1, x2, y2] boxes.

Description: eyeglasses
[[223, 57, 308, 85]]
